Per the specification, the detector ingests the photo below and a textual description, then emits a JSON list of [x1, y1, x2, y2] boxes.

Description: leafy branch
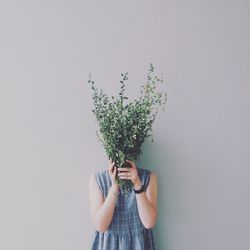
[[88, 63, 168, 193]]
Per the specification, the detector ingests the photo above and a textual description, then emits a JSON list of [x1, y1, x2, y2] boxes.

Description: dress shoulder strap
[[94, 169, 111, 198], [138, 168, 152, 191]]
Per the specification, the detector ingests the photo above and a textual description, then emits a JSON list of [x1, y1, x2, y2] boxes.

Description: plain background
[[0, 0, 249, 250]]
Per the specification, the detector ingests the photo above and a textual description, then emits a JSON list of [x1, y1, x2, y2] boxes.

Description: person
[[88, 158, 158, 250]]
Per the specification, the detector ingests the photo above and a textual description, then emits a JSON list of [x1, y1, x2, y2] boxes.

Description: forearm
[[134, 182, 157, 229], [93, 185, 118, 232]]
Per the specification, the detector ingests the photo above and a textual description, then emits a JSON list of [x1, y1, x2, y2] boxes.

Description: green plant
[[88, 63, 167, 193]]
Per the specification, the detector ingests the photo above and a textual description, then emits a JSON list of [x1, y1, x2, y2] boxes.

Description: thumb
[[126, 159, 135, 168], [113, 167, 117, 180]]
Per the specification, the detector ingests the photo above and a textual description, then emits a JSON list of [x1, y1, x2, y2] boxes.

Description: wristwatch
[[133, 184, 145, 194]]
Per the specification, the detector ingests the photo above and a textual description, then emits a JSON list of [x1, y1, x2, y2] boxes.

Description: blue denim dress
[[90, 167, 156, 250]]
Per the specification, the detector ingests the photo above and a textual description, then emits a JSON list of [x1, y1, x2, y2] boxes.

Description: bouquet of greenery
[[88, 63, 167, 193]]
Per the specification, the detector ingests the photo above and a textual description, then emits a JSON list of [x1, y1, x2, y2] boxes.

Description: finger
[[126, 159, 134, 165], [118, 175, 131, 180], [108, 164, 112, 175], [109, 161, 115, 173], [118, 172, 131, 178], [112, 167, 118, 183], [109, 158, 114, 165], [126, 159, 136, 168], [109, 160, 115, 168], [117, 167, 131, 172]]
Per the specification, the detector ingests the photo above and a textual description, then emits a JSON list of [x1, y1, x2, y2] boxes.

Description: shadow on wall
[[137, 137, 172, 250]]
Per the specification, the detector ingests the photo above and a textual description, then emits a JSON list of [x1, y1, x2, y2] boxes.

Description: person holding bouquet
[[88, 63, 167, 250], [88, 158, 158, 250]]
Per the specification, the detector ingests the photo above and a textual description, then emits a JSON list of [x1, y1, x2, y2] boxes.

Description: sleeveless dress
[[90, 167, 156, 250]]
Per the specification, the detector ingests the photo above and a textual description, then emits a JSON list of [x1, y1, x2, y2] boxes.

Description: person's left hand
[[117, 159, 142, 189]]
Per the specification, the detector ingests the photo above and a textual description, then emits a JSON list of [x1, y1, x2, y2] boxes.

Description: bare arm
[[117, 159, 158, 229], [133, 172, 158, 229], [88, 160, 119, 233]]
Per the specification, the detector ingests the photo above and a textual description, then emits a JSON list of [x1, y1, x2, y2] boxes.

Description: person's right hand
[[108, 159, 119, 188]]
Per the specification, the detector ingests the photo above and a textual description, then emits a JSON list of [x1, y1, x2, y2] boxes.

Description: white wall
[[0, 0, 249, 249]]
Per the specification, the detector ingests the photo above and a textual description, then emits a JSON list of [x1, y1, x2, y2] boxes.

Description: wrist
[[110, 185, 119, 196], [133, 179, 142, 190], [111, 183, 119, 192]]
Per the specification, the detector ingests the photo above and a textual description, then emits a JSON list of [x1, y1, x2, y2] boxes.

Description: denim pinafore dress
[[90, 167, 156, 250]]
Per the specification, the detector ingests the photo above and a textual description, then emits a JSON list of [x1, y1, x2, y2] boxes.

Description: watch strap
[[133, 184, 145, 194]]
